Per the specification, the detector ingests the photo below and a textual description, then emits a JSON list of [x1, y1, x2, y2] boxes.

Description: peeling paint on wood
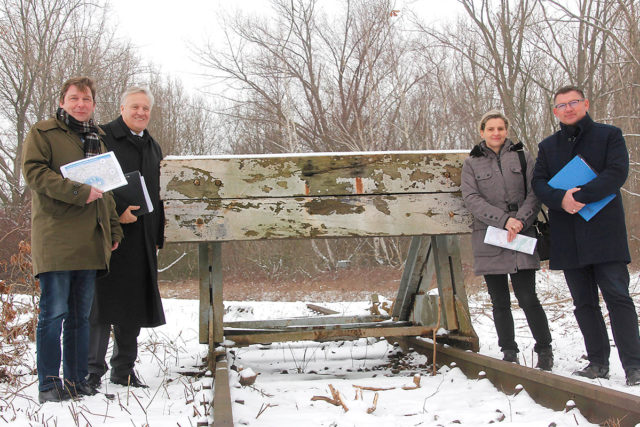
[[161, 152, 468, 200], [164, 193, 471, 243], [161, 151, 473, 243]]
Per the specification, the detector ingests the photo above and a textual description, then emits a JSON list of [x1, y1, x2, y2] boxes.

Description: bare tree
[[0, 0, 140, 212]]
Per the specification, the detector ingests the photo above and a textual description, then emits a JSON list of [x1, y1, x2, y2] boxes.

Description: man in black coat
[[532, 85, 640, 386], [87, 87, 165, 388]]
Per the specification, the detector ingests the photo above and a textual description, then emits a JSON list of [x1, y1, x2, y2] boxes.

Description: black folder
[[112, 170, 153, 216]]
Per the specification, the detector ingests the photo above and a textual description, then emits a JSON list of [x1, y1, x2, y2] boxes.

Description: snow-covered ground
[[1, 270, 639, 426]]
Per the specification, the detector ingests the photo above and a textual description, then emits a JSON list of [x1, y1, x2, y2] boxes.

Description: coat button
[[73, 190, 78, 195]]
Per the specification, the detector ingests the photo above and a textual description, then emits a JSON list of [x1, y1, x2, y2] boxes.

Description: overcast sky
[[108, 0, 463, 93]]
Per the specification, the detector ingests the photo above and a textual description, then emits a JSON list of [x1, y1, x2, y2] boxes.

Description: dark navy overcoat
[[532, 113, 630, 270], [91, 116, 166, 327]]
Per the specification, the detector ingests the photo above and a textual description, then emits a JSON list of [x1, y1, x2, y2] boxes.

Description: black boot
[[536, 348, 554, 371], [502, 350, 519, 364]]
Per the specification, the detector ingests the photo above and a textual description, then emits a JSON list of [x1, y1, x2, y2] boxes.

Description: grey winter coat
[[461, 140, 541, 275]]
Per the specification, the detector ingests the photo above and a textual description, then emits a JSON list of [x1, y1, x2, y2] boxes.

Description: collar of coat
[[109, 115, 150, 141], [469, 139, 523, 157], [559, 112, 593, 140]]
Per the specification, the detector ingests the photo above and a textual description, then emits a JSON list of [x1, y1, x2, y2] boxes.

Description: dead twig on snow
[[366, 392, 379, 414]]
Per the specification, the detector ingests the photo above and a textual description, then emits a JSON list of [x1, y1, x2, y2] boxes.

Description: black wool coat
[[91, 116, 166, 327], [532, 113, 630, 270]]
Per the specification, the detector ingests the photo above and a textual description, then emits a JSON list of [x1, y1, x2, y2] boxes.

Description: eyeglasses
[[554, 99, 585, 111]]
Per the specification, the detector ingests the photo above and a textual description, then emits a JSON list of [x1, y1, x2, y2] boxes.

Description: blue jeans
[[36, 270, 96, 391], [564, 262, 640, 371]]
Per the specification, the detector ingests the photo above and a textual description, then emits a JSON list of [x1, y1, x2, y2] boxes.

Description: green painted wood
[[161, 151, 467, 200], [164, 193, 470, 243]]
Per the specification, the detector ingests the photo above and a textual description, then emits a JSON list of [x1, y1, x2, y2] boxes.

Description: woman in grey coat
[[461, 110, 553, 370]]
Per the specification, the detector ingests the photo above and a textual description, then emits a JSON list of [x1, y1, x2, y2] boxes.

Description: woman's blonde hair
[[478, 110, 510, 133]]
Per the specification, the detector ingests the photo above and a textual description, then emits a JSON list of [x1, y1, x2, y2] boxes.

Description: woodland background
[[0, 0, 639, 286]]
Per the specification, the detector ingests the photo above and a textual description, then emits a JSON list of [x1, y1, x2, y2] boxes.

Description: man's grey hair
[[120, 86, 155, 108]]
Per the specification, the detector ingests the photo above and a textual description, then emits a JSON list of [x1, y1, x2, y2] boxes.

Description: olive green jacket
[[22, 118, 123, 276]]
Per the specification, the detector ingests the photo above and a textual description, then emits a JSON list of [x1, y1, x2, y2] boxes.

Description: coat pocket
[[471, 228, 502, 256], [42, 196, 83, 218]]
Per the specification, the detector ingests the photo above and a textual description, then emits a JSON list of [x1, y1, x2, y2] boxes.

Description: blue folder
[[548, 155, 615, 221]]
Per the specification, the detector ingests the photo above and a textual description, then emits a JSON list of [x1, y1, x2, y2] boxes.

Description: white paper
[[60, 151, 127, 192], [484, 226, 537, 255], [139, 175, 154, 214]]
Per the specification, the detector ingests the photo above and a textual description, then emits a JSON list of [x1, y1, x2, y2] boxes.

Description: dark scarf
[[56, 107, 101, 158]]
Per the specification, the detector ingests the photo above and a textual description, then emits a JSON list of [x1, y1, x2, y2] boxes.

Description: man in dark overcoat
[[532, 85, 640, 386], [87, 87, 165, 388]]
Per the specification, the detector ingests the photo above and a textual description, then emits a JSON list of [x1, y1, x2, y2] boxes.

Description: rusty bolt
[[214, 179, 222, 186], [449, 211, 455, 218], [196, 218, 204, 225], [444, 172, 451, 178], [194, 179, 200, 186]]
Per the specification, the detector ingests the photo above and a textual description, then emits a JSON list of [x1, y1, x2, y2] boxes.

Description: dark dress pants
[[485, 269, 552, 353], [88, 322, 141, 380], [564, 262, 640, 370]]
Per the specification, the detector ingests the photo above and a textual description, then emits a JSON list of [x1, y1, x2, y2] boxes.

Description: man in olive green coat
[[22, 77, 123, 403]]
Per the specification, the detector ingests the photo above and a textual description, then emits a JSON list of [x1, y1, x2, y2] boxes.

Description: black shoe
[[111, 373, 148, 388], [86, 373, 102, 389], [626, 368, 640, 386], [67, 381, 98, 398], [573, 363, 609, 379], [502, 350, 519, 364], [38, 385, 71, 404], [536, 348, 554, 371]]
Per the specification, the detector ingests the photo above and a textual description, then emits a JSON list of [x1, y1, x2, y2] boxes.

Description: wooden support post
[[212, 242, 224, 344], [431, 235, 459, 330], [199, 243, 212, 344], [393, 236, 433, 321]]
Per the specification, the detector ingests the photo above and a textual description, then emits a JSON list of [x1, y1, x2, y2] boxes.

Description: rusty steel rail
[[396, 336, 640, 427], [212, 353, 233, 427]]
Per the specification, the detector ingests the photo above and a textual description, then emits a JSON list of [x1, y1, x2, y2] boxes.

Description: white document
[[139, 176, 154, 214], [60, 151, 127, 192], [484, 226, 537, 255]]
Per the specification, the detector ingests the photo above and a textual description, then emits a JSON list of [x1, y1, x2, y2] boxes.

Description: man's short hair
[[478, 109, 510, 133], [554, 85, 585, 102], [120, 86, 155, 108], [59, 77, 96, 103]]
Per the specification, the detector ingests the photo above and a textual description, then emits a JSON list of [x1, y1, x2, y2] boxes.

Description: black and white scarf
[[56, 107, 101, 158]]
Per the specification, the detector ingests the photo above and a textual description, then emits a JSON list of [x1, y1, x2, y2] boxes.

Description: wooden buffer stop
[[160, 151, 478, 424]]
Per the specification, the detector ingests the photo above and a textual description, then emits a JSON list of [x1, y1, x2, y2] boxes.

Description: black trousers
[[564, 262, 640, 371], [88, 322, 141, 380], [484, 269, 552, 353]]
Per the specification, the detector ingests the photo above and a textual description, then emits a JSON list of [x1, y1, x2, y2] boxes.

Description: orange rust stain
[[355, 177, 363, 194], [305, 184, 310, 195]]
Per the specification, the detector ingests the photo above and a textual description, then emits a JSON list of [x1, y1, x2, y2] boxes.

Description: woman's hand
[[505, 217, 524, 242]]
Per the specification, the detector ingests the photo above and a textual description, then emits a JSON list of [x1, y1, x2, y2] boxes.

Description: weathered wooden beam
[[164, 193, 471, 243], [306, 303, 339, 315], [431, 235, 460, 331], [225, 325, 436, 346], [224, 315, 390, 329], [161, 151, 467, 200], [198, 243, 211, 344], [225, 321, 412, 335], [211, 242, 224, 344]]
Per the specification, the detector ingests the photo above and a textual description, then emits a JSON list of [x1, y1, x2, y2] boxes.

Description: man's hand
[[561, 187, 586, 214], [119, 205, 140, 224], [86, 187, 103, 204], [111, 241, 119, 251], [505, 217, 524, 242]]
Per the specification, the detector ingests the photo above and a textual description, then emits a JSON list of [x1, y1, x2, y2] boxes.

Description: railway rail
[[210, 334, 640, 427]]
